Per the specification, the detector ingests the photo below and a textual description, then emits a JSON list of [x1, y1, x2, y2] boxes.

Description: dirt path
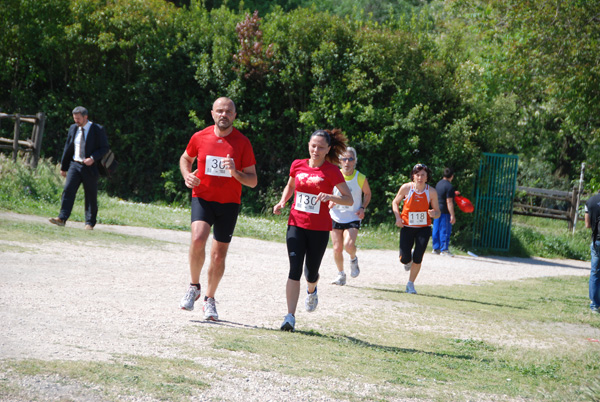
[[0, 211, 593, 401]]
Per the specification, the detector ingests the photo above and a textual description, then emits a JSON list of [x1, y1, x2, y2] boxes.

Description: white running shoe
[[432, 249, 441, 255], [403, 261, 412, 271], [305, 288, 319, 312], [331, 271, 347, 286], [180, 285, 201, 311], [441, 250, 454, 257], [280, 313, 295, 331], [406, 281, 417, 294], [350, 257, 360, 278], [203, 297, 218, 321]]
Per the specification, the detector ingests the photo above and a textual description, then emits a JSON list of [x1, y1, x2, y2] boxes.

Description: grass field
[[1, 156, 599, 401], [0, 156, 592, 259], [1, 217, 600, 401]]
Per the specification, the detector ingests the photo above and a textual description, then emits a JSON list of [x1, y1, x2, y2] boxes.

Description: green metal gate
[[472, 153, 519, 251]]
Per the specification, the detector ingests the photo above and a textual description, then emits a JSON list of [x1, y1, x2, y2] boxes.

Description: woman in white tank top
[[329, 147, 371, 286]]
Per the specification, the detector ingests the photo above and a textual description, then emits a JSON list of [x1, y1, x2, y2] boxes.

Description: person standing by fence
[[585, 190, 600, 313], [432, 167, 456, 257], [49, 106, 109, 230]]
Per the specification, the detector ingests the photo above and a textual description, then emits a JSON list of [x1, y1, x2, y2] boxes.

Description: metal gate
[[472, 153, 519, 251]]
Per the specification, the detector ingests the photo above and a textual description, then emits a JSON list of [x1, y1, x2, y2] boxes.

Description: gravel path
[[0, 211, 593, 401]]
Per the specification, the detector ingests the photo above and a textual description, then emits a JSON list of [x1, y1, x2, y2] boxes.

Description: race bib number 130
[[294, 191, 320, 214], [205, 155, 232, 177], [408, 211, 427, 226]]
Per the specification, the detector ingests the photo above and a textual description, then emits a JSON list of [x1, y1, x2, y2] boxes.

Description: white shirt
[[74, 121, 92, 162]]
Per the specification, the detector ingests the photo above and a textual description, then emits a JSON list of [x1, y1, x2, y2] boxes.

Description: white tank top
[[330, 170, 365, 224]]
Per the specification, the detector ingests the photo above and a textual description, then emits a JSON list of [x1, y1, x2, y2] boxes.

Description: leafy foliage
[[438, 0, 600, 185], [1, 0, 598, 238]]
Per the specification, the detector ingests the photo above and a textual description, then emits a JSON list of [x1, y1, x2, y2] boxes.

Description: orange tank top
[[400, 183, 432, 227]]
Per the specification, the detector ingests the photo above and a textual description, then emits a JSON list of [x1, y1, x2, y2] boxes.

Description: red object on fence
[[455, 191, 474, 213]]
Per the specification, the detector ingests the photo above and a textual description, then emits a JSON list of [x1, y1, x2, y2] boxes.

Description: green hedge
[[2, 0, 598, 227]]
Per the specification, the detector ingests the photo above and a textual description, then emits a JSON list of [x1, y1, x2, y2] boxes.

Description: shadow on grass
[[294, 330, 481, 361], [368, 287, 526, 309], [445, 253, 588, 270], [192, 317, 497, 363], [190, 319, 260, 329]]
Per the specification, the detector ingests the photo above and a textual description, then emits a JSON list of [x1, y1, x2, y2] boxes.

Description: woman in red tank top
[[392, 164, 440, 294]]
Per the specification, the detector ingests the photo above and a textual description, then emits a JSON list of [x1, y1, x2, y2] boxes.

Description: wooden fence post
[[572, 162, 585, 234], [31, 112, 45, 168], [12, 114, 20, 162], [1, 112, 45, 167], [568, 186, 577, 232]]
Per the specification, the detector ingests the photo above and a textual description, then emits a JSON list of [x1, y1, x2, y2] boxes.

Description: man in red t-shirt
[[178, 97, 257, 320]]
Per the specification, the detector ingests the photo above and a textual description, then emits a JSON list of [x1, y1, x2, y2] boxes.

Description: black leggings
[[399, 226, 432, 265], [286, 225, 330, 282]]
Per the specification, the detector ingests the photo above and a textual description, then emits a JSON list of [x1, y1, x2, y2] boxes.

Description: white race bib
[[408, 211, 427, 226], [205, 155, 232, 177], [294, 191, 321, 214]]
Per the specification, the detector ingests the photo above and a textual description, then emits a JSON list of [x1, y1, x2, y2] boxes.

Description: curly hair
[[310, 129, 348, 165]]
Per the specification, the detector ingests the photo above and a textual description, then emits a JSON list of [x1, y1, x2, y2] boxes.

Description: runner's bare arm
[[392, 183, 409, 227], [317, 181, 352, 206], [222, 154, 257, 188], [232, 164, 258, 188], [357, 178, 372, 219], [180, 151, 200, 188], [273, 176, 295, 215]]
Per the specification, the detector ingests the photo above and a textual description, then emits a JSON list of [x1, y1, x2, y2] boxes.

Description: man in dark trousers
[[431, 167, 456, 256], [585, 190, 600, 313], [49, 106, 109, 230]]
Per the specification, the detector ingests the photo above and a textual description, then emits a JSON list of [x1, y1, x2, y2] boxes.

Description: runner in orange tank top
[[400, 182, 433, 228], [392, 164, 440, 294]]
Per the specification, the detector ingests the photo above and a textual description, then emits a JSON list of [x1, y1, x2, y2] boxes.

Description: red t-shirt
[[288, 159, 345, 231], [185, 126, 256, 204]]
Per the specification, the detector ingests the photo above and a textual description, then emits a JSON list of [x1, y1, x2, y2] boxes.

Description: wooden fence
[[0, 112, 46, 168], [513, 186, 583, 231]]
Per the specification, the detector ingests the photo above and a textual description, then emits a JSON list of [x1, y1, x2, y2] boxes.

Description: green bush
[[2, 0, 598, 227], [0, 1, 481, 223]]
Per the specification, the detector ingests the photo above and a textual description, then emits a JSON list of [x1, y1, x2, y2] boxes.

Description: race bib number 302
[[408, 211, 427, 226], [205, 155, 232, 177], [294, 191, 320, 214]]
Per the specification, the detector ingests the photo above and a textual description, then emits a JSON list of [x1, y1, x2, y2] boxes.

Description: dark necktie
[[79, 126, 86, 160]]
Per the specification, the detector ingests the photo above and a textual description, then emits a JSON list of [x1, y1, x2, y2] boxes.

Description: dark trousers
[[286, 225, 330, 282], [59, 161, 99, 226], [399, 226, 432, 265]]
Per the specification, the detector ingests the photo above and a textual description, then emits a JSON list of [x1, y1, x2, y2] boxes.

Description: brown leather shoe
[[49, 217, 65, 226], [85, 224, 93, 230]]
